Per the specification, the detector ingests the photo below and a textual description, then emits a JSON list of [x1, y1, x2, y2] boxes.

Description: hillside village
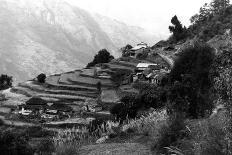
[[0, 0, 232, 154], [0, 41, 172, 126], [1, 30, 232, 154]]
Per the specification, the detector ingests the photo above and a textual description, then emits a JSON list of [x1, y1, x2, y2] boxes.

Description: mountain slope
[[0, 0, 160, 83]]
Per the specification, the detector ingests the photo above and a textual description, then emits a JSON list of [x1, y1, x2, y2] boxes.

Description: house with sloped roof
[[136, 63, 158, 72], [129, 42, 149, 57]]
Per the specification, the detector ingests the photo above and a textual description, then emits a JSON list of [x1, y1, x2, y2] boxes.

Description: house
[[129, 42, 148, 57], [136, 63, 158, 72]]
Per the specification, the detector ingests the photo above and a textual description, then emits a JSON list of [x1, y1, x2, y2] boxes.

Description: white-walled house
[[136, 63, 158, 72]]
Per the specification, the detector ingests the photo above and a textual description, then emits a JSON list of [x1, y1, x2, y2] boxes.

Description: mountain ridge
[[0, 0, 161, 83]]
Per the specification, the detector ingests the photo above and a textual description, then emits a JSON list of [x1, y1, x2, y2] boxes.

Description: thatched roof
[[26, 97, 47, 106]]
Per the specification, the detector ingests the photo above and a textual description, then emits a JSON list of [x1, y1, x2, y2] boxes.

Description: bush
[[36, 138, 54, 155], [0, 74, 13, 90], [53, 128, 97, 155], [0, 128, 34, 155], [110, 94, 140, 123], [123, 110, 168, 138], [37, 73, 46, 83], [153, 113, 190, 154], [167, 43, 215, 118]]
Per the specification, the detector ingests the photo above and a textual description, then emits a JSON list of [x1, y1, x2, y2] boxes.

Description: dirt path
[[158, 53, 174, 68], [79, 143, 152, 155]]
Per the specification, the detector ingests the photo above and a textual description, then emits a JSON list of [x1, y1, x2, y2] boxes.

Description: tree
[[0, 74, 13, 90], [210, 0, 230, 14], [190, 14, 200, 24], [87, 49, 114, 67], [169, 15, 188, 42], [37, 73, 46, 83], [198, 3, 211, 22], [96, 81, 102, 94], [122, 44, 133, 57]]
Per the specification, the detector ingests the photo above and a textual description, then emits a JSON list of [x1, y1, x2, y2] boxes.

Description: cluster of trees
[[189, 0, 231, 41], [87, 49, 114, 68], [111, 43, 216, 121], [191, 0, 230, 24], [168, 0, 231, 43], [168, 15, 189, 43], [0, 74, 13, 90]]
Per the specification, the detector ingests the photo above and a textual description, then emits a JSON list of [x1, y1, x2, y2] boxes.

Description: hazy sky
[[66, 0, 212, 37]]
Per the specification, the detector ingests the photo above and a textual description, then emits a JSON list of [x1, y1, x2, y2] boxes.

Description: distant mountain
[[0, 0, 162, 83]]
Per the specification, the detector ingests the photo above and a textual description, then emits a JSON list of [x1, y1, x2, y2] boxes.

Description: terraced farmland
[[1, 59, 138, 128]]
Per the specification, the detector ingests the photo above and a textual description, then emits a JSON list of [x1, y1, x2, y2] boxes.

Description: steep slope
[[0, 0, 159, 83]]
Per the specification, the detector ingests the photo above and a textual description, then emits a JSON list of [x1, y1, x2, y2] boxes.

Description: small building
[[136, 63, 158, 72], [129, 42, 148, 57]]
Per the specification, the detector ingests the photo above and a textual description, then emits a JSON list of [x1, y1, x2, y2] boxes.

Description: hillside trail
[[79, 142, 152, 155], [158, 53, 174, 68]]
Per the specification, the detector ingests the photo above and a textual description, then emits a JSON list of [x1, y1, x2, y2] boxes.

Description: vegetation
[[111, 69, 132, 86], [121, 44, 133, 57], [136, 51, 148, 60], [169, 15, 189, 43], [0, 128, 34, 155], [167, 43, 215, 118], [189, 0, 231, 41], [166, 0, 232, 43], [153, 113, 189, 154], [37, 73, 46, 83], [87, 49, 114, 68], [0, 74, 13, 90], [110, 94, 139, 123], [210, 49, 232, 154]]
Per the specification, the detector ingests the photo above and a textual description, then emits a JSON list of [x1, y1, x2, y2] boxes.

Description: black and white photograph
[[0, 0, 231, 154]]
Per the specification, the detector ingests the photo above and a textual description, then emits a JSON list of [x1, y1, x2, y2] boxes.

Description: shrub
[[36, 138, 55, 155], [0, 74, 13, 90], [187, 117, 229, 155], [37, 73, 46, 83], [0, 128, 34, 155], [153, 113, 190, 154], [110, 94, 140, 123], [53, 127, 96, 155], [123, 110, 168, 138], [167, 43, 215, 118]]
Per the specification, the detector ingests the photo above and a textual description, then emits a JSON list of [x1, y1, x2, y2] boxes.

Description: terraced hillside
[[0, 56, 171, 129], [10, 69, 116, 104], [0, 60, 139, 128]]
